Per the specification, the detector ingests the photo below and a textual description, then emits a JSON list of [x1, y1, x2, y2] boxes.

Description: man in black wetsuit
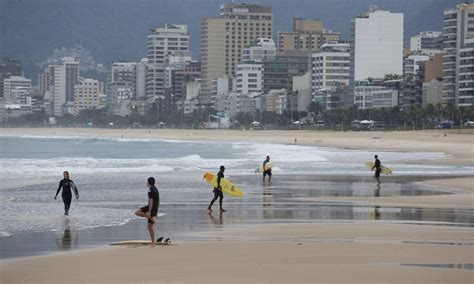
[[54, 171, 79, 216], [135, 177, 160, 245], [263, 156, 272, 182], [372, 155, 382, 185], [207, 165, 226, 213]]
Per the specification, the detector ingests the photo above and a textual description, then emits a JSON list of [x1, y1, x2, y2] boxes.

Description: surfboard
[[256, 162, 272, 173], [110, 240, 172, 246], [203, 172, 245, 197], [70, 181, 79, 199], [366, 162, 392, 175]]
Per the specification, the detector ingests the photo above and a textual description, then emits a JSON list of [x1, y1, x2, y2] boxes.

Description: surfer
[[372, 155, 381, 184], [207, 165, 226, 213], [134, 177, 160, 245], [263, 156, 272, 182], [54, 171, 79, 216]]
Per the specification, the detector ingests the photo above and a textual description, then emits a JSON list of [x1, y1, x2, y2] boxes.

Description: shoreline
[[2, 127, 473, 166], [1, 128, 473, 283]]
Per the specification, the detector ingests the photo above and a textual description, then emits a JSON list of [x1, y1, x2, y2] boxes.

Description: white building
[[311, 42, 350, 94], [223, 92, 262, 117], [71, 78, 103, 115], [442, 3, 474, 106], [350, 7, 404, 82], [49, 57, 79, 116], [147, 24, 189, 100], [235, 63, 263, 94], [242, 38, 277, 63], [354, 85, 398, 109], [293, 72, 312, 112], [410, 31, 443, 53], [3, 76, 31, 104]]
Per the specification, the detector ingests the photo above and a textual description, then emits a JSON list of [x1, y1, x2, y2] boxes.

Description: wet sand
[[2, 127, 473, 165], [1, 223, 473, 284]]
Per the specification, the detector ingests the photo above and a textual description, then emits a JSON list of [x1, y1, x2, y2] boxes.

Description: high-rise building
[[0, 58, 22, 97], [442, 3, 474, 106], [350, 6, 404, 83], [410, 31, 443, 53], [278, 18, 340, 54], [147, 24, 190, 101], [200, 3, 273, 99], [71, 78, 103, 115], [164, 60, 201, 113], [48, 57, 79, 116], [3, 76, 31, 104], [310, 43, 350, 95]]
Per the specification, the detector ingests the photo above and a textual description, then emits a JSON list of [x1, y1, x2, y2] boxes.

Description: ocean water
[[0, 134, 473, 239]]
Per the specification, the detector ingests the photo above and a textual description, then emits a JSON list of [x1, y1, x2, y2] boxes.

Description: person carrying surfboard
[[134, 177, 160, 246], [372, 155, 381, 184], [207, 165, 226, 213], [54, 171, 79, 216], [263, 156, 272, 182]]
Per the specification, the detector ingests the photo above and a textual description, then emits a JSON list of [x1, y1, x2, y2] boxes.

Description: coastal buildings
[[71, 78, 104, 115], [147, 24, 190, 101], [0, 58, 22, 98], [235, 63, 263, 94], [277, 18, 340, 54], [200, 3, 273, 99], [3, 76, 31, 104], [262, 54, 309, 93], [310, 42, 350, 94], [350, 6, 404, 83], [42, 57, 79, 116], [442, 3, 474, 106], [410, 31, 443, 54], [242, 38, 277, 62]]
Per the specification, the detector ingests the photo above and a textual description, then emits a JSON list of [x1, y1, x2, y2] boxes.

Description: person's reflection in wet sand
[[56, 218, 78, 250], [208, 211, 223, 225], [374, 184, 381, 220], [263, 183, 273, 218]]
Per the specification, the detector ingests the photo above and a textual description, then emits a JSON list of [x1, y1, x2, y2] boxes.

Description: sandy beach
[[1, 223, 473, 283], [1, 128, 473, 283]]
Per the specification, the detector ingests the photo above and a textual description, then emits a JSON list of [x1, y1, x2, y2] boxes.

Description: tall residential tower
[[200, 3, 273, 100]]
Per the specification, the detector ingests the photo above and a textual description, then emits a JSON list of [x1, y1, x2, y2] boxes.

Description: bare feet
[[207, 208, 213, 212], [220, 209, 226, 212]]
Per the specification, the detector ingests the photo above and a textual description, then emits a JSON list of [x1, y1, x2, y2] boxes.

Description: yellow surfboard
[[366, 162, 392, 175], [203, 172, 244, 197]]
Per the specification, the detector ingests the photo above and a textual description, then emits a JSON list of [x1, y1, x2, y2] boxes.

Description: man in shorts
[[372, 155, 382, 185], [135, 177, 160, 245], [263, 156, 272, 182]]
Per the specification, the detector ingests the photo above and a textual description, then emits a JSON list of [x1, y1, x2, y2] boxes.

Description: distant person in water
[[135, 177, 160, 245], [207, 165, 226, 212], [263, 156, 272, 182], [372, 155, 382, 184], [54, 171, 79, 216]]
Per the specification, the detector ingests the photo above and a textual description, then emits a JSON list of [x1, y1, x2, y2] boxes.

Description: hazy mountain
[[1, 0, 459, 81]]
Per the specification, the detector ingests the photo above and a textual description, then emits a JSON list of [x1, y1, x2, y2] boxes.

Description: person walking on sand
[[263, 156, 272, 183], [372, 155, 382, 185], [207, 165, 226, 213], [135, 177, 160, 245], [54, 171, 79, 216]]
